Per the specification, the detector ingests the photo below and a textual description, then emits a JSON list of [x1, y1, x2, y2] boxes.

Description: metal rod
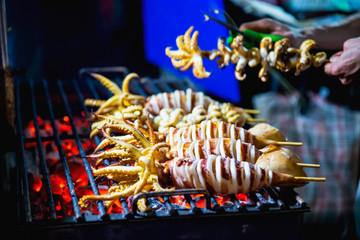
[[156, 77, 173, 93], [248, 192, 265, 210], [0, 0, 8, 68], [72, 78, 101, 145], [184, 194, 201, 214], [14, 78, 32, 223], [229, 194, 245, 211], [78, 66, 129, 81], [43, 79, 83, 221], [140, 77, 161, 95], [132, 189, 211, 215], [112, 76, 147, 97], [168, 79, 188, 91], [0, 0, 15, 128], [73, 77, 130, 216], [29, 79, 57, 220], [266, 187, 286, 209], [163, 196, 176, 216], [209, 196, 223, 212], [59, 79, 107, 218], [23, 134, 89, 143], [119, 198, 132, 219]]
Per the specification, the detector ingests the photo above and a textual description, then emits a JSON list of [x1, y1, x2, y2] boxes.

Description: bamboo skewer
[[244, 109, 260, 114], [271, 141, 303, 146], [294, 177, 326, 182], [260, 138, 303, 146], [247, 118, 267, 122], [297, 163, 320, 168]]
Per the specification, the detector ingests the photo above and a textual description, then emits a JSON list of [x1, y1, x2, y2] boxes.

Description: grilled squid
[[165, 120, 289, 149], [268, 38, 291, 70], [209, 37, 232, 69], [165, 156, 306, 194], [258, 37, 273, 82], [145, 88, 214, 116], [170, 138, 262, 163], [256, 145, 307, 178], [169, 138, 307, 177], [230, 35, 261, 81], [296, 39, 316, 74], [166, 26, 327, 82], [248, 123, 287, 143], [165, 26, 211, 79], [170, 138, 260, 164], [145, 89, 252, 128]]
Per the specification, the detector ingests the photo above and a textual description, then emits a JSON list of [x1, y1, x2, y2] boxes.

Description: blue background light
[[142, 0, 241, 103]]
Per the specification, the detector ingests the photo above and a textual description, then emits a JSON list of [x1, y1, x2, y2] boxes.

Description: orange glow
[[169, 195, 190, 209], [29, 173, 43, 192], [235, 193, 249, 204], [107, 199, 124, 214], [55, 202, 61, 211], [25, 114, 258, 219]]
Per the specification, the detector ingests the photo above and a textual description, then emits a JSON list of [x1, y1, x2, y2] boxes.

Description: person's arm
[[324, 37, 360, 85], [240, 13, 360, 84], [239, 12, 360, 50]]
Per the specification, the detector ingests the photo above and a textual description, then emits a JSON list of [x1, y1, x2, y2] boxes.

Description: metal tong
[[203, 10, 283, 48]]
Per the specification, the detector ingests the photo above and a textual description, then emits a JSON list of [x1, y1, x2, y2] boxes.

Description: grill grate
[[15, 67, 309, 226]]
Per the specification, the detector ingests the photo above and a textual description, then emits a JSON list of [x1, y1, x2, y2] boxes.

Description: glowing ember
[[24, 115, 94, 219], [28, 172, 42, 192], [24, 115, 274, 219]]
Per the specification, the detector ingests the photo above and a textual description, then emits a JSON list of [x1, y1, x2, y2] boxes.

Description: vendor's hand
[[239, 18, 306, 48], [324, 37, 360, 85]]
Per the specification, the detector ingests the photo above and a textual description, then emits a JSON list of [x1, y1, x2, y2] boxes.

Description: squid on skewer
[[165, 26, 211, 79], [168, 136, 316, 178], [145, 88, 261, 128], [85, 73, 145, 117], [144, 88, 215, 116], [166, 26, 328, 82], [164, 155, 307, 195], [165, 120, 301, 149], [79, 119, 324, 212], [170, 138, 261, 165], [229, 35, 261, 80], [84, 72, 262, 139], [79, 71, 326, 212]]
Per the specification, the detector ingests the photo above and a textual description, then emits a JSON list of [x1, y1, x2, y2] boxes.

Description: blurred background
[[1, 0, 360, 239]]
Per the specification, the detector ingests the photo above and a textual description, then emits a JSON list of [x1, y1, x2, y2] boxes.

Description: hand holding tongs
[[203, 10, 284, 48]]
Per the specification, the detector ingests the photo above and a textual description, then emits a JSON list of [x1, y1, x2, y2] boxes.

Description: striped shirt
[[253, 91, 360, 224]]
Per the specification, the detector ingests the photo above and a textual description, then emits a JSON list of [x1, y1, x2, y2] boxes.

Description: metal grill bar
[[56, 79, 107, 219], [72, 78, 127, 219], [229, 194, 245, 211], [140, 77, 162, 95], [266, 186, 286, 209], [131, 189, 211, 216], [22, 134, 88, 143], [77, 70, 212, 218], [42, 79, 83, 220], [184, 194, 201, 214], [156, 78, 174, 92], [15, 69, 309, 227], [74, 73, 133, 218], [74, 71, 308, 216], [15, 78, 32, 223], [29, 79, 57, 220]]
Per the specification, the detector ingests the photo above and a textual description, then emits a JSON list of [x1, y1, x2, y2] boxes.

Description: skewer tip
[[297, 163, 320, 168], [244, 109, 261, 114], [275, 141, 303, 146], [247, 118, 267, 122], [294, 176, 326, 182]]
